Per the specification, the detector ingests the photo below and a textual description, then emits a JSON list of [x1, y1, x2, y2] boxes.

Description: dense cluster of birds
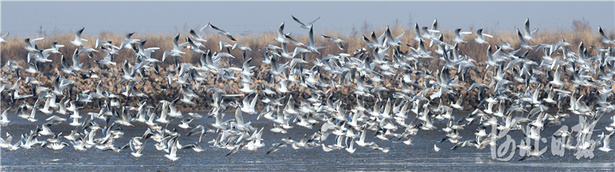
[[1, 16, 615, 162]]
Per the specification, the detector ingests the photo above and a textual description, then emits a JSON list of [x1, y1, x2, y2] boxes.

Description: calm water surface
[[1, 112, 614, 171]]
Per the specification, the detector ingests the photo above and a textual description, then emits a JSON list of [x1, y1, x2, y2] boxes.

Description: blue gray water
[[1, 112, 614, 171]]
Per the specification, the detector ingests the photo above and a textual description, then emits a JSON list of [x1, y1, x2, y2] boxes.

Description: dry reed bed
[[1, 27, 614, 111]]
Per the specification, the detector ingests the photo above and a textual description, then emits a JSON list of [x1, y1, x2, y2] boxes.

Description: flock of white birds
[[1, 16, 615, 162]]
